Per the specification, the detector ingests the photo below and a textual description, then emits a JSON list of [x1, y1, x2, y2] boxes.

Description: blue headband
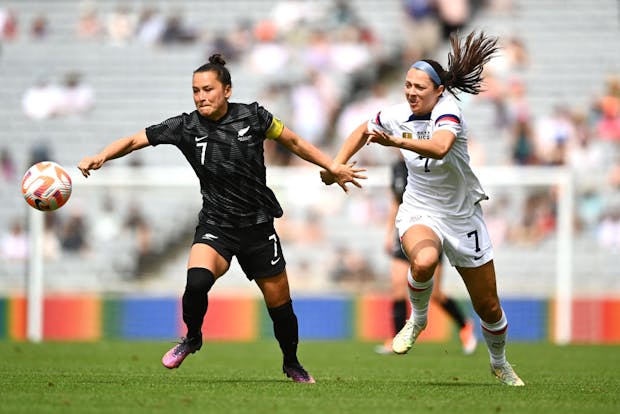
[[410, 61, 441, 86]]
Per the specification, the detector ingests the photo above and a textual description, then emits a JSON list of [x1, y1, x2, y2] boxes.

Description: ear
[[437, 84, 445, 95], [224, 84, 232, 99]]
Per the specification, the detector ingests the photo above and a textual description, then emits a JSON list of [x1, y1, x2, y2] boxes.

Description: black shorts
[[192, 221, 286, 280]]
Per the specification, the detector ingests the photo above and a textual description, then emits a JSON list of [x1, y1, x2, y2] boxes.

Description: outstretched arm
[[276, 126, 366, 193], [77, 130, 150, 177], [321, 121, 370, 185]]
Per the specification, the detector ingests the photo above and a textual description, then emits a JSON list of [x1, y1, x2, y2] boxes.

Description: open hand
[[322, 161, 367, 193]]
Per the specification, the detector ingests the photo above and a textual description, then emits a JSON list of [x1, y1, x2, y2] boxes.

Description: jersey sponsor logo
[[270, 257, 281, 265], [195, 135, 208, 142], [473, 254, 484, 260], [201, 233, 219, 241], [402, 132, 413, 139]]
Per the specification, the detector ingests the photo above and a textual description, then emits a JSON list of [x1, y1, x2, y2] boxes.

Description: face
[[404, 68, 444, 115], [192, 70, 231, 120]]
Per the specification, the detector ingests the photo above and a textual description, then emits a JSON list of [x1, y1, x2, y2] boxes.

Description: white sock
[[481, 309, 508, 367], [407, 269, 433, 328]]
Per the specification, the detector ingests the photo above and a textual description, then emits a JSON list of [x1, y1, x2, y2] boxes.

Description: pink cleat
[[162, 337, 202, 369], [283, 363, 316, 384]]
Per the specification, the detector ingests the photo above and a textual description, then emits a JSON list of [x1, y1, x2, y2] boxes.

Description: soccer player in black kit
[[78, 54, 366, 383]]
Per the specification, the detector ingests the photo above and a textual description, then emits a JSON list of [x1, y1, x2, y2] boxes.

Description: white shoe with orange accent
[[459, 320, 478, 355]]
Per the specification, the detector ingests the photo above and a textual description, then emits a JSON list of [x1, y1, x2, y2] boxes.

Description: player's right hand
[[77, 156, 104, 178]]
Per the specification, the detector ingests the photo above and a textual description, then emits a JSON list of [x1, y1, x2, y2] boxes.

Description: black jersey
[[146, 102, 284, 228], [390, 159, 408, 203]]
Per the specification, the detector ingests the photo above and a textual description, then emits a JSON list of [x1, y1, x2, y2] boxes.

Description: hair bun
[[208, 54, 226, 66]]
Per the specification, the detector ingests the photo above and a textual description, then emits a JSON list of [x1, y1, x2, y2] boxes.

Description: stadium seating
[[1, 0, 620, 298]]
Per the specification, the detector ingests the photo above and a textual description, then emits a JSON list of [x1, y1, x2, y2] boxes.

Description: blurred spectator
[[92, 195, 122, 243], [576, 189, 604, 235], [22, 77, 63, 120], [135, 6, 165, 45], [289, 70, 334, 149], [124, 204, 153, 272], [1, 147, 16, 182], [106, 4, 136, 46], [57, 71, 95, 117], [43, 214, 61, 260], [1, 220, 28, 260], [160, 11, 197, 45], [401, 0, 441, 62], [327, 0, 360, 28], [510, 192, 556, 245], [597, 208, 620, 251], [0, 7, 18, 40], [221, 19, 254, 61], [534, 105, 575, 165], [271, 0, 322, 35], [28, 141, 53, 166], [30, 13, 49, 40], [483, 197, 509, 247], [329, 24, 372, 74], [76, 7, 104, 40], [329, 246, 375, 288], [260, 82, 293, 165], [61, 211, 89, 253], [565, 111, 604, 173], [435, 0, 470, 40], [595, 75, 620, 141], [511, 118, 539, 165], [247, 19, 289, 75]]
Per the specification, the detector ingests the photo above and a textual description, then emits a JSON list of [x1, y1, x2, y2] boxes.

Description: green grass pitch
[[0, 340, 618, 413]]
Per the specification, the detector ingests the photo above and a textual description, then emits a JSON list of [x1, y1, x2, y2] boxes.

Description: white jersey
[[368, 94, 487, 218]]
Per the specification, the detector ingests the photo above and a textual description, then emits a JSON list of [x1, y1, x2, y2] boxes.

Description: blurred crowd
[[2, 0, 620, 287]]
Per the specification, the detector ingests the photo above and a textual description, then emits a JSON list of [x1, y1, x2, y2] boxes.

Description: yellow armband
[[265, 117, 284, 140]]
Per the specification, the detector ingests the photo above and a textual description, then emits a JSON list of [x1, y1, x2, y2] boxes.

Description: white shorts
[[395, 203, 494, 268]]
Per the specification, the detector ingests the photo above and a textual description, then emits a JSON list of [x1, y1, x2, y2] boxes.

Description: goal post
[[25, 165, 574, 344]]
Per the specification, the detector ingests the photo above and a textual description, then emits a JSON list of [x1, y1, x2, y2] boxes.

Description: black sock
[[392, 299, 407, 333], [267, 300, 299, 366], [182, 267, 215, 339], [439, 297, 466, 328]]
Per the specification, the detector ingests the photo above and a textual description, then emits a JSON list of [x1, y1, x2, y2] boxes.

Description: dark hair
[[424, 31, 499, 98], [194, 53, 232, 87]]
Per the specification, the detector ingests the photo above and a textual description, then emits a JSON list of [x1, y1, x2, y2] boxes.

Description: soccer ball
[[21, 161, 72, 211]]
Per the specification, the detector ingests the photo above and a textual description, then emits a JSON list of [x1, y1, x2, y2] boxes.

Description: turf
[[0, 340, 618, 414]]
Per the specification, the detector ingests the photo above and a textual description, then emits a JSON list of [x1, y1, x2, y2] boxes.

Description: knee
[[474, 297, 502, 322], [186, 267, 215, 293], [411, 256, 438, 280]]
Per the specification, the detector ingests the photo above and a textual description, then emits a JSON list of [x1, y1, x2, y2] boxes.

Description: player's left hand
[[366, 130, 399, 147]]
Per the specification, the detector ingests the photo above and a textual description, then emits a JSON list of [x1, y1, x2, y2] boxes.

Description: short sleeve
[[145, 114, 185, 146], [433, 99, 462, 136], [367, 110, 391, 134]]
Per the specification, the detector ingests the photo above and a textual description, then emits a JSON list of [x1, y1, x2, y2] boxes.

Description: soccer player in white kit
[[321, 31, 524, 386]]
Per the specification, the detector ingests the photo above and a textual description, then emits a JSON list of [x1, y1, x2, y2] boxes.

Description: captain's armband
[[266, 117, 285, 140]]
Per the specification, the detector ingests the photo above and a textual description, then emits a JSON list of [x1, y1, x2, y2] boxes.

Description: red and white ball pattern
[[21, 161, 72, 211]]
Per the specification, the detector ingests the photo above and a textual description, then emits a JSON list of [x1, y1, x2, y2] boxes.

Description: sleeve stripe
[[374, 111, 384, 127], [435, 114, 460, 125]]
